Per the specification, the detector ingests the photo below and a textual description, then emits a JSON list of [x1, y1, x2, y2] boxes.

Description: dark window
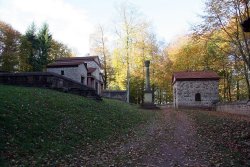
[[61, 70, 64, 75], [81, 77, 85, 84], [95, 82, 98, 92], [195, 93, 201, 101], [34, 76, 39, 81]]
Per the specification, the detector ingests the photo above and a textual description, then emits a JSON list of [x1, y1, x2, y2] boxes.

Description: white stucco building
[[172, 71, 220, 109], [47, 56, 104, 95]]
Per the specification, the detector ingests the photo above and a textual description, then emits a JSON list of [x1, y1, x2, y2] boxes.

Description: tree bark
[[243, 63, 250, 99]]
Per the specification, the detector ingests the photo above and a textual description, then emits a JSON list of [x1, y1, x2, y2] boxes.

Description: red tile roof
[[173, 71, 220, 84], [88, 67, 96, 73], [47, 56, 102, 69], [56, 56, 101, 67], [47, 61, 84, 68], [57, 56, 97, 61]]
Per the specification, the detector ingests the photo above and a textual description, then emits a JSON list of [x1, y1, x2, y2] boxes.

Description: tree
[[109, 48, 127, 90], [114, 2, 156, 103], [24, 23, 39, 71], [0, 21, 72, 72], [114, 2, 142, 103], [0, 21, 21, 72], [152, 47, 173, 104], [23, 23, 52, 71], [90, 25, 112, 89], [19, 35, 32, 71], [37, 23, 52, 71], [49, 40, 73, 60], [195, 0, 250, 98]]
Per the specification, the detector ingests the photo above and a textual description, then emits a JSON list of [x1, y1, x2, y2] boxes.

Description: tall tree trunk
[[236, 80, 240, 100], [152, 84, 155, 104], [126, 48, 130, 103], [159, 88, 162, 105], [223, 68, 226, 101], [142, 46, 145, 104], [101, 37, 107, 89], [243, 63, 250, 99], [227, 72, 232, 101], [126, 63, 130, 103]]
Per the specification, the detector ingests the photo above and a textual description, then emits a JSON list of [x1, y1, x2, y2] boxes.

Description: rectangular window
[[61, 70, 64, 75], [195, 93, 201, 101], [95, 82, 98, 93], [81, 77, 85, 84]]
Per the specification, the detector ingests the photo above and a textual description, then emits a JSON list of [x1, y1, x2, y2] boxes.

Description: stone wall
[[216, 101, 250, 116], [0, 72, 101, 100], [91, 68, 103, 95], [102, 90, 127, 101], [84, 60, 103, 95], [92, 68, 103, 82], [173, 80, 219, 109], [47, 64, 87, 85]]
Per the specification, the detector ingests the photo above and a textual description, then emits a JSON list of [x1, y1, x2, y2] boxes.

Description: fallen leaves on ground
[[61, 108, 250, 166], [2, 87, 250, 167]]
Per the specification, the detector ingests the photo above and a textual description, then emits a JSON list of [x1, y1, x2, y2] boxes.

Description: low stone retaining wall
[[0, 72, 101, 100], [102, 90, 127, 101], [216, 101, 250, 116]]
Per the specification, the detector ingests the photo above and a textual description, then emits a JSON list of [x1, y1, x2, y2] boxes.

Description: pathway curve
[[63, 107, 210, 166], [138, 107, 208, 166]]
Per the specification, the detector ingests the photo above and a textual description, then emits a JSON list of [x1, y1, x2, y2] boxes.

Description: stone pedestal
[[144, 91, 153, 103], [141, 91, 157, 109]]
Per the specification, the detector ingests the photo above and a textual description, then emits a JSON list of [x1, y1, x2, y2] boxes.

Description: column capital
[[144, 60, 150, 67]]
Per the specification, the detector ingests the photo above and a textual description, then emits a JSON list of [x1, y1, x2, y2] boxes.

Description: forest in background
[[1, 0, 250, 103]]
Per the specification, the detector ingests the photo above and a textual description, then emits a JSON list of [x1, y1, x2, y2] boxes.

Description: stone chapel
[[172, 71, 220, 109]]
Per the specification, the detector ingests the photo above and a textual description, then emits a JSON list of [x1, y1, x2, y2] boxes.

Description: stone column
[[142, 60, 157, 109], [145, 60, 151, 91]]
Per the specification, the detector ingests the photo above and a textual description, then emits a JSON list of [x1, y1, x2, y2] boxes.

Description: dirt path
[[64, 107, 211, 166], [138, 107, 208, 167], [59, 107, 250, 166]]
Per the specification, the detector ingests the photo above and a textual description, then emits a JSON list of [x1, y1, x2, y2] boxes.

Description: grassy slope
[[0, 85, 154, 166]]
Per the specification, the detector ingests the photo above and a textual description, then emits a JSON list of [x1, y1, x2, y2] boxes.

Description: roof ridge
[[173, 71, 220, 80], [174, 71, 216, 73]]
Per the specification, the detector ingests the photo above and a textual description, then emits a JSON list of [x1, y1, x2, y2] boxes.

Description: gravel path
[[138, 107, 208, 167], [60, 107, 250, 166], [62, 107, 210, 166]]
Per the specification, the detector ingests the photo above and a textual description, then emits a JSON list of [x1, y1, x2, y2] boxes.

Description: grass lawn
[[2, 85, 249, 166], [0, 85, 155, 166]]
